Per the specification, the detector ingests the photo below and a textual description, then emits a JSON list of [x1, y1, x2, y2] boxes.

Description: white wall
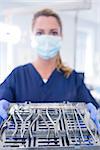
[[60, 12, 77, 68]]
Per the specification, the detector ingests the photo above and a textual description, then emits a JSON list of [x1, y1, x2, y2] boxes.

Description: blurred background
[[0, 0, 100, 104]]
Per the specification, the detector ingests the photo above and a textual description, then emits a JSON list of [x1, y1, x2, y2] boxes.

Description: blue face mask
[[32, 35, 62, 60]]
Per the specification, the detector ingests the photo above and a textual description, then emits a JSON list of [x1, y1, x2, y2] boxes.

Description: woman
[[0, 9, 100, 133]]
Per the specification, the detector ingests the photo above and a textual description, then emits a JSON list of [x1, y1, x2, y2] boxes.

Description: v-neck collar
[[29, 63, 58, 85]]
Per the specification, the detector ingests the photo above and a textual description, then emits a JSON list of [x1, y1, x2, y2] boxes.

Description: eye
[[36, 31, 44, 35], [50, 31, 59, 36]]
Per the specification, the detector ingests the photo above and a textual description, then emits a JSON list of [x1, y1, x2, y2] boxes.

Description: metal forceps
[[20, 109, 35, 138], [46, 108, 62, 138], [9, 104, 24, 137], [0, 115, 12, 140], [29, 108, 50, 139]]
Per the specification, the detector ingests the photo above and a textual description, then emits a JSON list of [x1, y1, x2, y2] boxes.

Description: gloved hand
[[0, 100, 10, 124], [87, 103, 100, 134]]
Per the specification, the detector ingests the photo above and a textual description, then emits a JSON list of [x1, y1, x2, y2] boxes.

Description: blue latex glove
[[87, 103, 100, 134], [0, 100, 10, 124]]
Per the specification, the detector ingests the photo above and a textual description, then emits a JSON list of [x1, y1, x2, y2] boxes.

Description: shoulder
[[5, 63, 32, 80], [14, 63, 31, 71], [1, 63, 33, 85], [11, 63, 32, 74], [71, 70, 84, 80], [67, 70, 84, 86]]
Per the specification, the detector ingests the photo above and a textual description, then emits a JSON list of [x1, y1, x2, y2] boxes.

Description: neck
[[32, 56, 57, 79]]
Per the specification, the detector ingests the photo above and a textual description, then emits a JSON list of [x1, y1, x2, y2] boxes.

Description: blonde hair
[[32, 8, 72, 77]]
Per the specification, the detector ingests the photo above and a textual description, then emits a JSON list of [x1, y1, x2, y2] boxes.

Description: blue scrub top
[[0, 63, 99, 108]]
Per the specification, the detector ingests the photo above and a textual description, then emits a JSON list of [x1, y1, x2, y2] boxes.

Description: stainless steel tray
[[0, 102, 100, 149]]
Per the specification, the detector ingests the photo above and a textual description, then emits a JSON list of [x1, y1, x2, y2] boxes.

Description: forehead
[[33, 16, 60, 29]]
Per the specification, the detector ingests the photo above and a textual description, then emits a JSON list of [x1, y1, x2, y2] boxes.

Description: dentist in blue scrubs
[[0, 8, 100, 133]]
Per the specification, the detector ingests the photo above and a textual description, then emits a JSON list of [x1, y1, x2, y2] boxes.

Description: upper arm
[[0, 70, 16, 102], [76, 72, 99, 109]]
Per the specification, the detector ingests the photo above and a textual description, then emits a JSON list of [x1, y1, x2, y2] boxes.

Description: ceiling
[[0, 0, 92, 14], [0, 0, 100, 23]]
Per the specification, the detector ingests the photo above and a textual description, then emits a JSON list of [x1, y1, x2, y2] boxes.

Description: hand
[[87, 103, 100, 134], [0, 100, 10, 124]]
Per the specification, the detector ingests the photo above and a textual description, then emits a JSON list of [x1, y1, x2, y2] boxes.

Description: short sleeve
[[0, 69, 16, 102], [76, 72, 100, 109]]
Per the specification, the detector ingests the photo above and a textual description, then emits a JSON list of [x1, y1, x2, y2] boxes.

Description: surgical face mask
[[31, 35, 62, 60]]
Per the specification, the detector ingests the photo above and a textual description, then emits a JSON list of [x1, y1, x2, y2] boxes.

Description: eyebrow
[[36, 29, 44, 31], [50, 29, 58, 32], [36, 28, 58, 31]]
